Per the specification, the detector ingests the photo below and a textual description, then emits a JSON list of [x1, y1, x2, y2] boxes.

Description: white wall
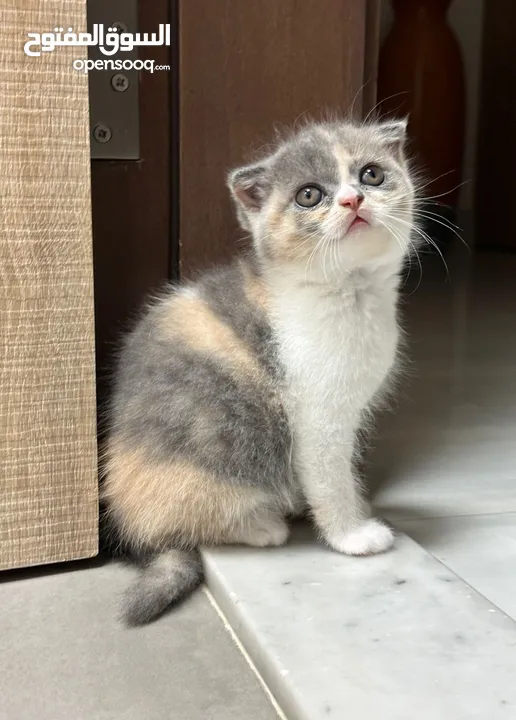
[[380, 0, 484, 213]]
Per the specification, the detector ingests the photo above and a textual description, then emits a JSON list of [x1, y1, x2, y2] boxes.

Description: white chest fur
[[271, 268, 400, 424]]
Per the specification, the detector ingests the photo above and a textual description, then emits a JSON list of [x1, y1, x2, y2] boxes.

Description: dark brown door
[[178, 0, 379, 275]]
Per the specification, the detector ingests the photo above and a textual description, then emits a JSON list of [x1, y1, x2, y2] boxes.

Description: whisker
[[412, 210, 470, 250], [363, 91, 409, 124], [415, 169, 457, 193], [381, 210, 450, 281], [379, 217, 423, 293], [412, 226, 450, 280], [403, 235, 424, 295], [422, 179, 471, 202], [322, 233, 334, 285], [349, 79, 372, 120], [304, 232, 327, 283], [281, 226, 326, 261], [332, 231, 342, 279], [413, 208, 462, 230]]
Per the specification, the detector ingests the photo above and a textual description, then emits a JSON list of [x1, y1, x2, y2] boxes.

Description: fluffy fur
[[103, 118, 417, 624]]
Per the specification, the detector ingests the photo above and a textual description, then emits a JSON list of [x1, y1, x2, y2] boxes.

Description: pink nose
[[337, 192, 363, 211]]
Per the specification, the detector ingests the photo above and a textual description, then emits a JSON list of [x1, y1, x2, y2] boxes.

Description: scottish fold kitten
[[104, 118, 416, 625]]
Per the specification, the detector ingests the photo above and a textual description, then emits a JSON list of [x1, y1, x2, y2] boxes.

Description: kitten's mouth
[[347, 216, 369, 234]]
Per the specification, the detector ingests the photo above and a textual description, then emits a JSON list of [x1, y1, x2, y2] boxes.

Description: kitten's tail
[[123, 548, 203, 626]]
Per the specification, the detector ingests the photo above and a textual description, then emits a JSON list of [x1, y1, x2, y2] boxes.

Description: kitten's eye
[[360, 165, 385, 186], [295, 185, 323, 208]]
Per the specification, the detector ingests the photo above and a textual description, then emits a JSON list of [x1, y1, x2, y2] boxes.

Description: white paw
[[245, 517, 290, 547], [328, 519, 394, 556]]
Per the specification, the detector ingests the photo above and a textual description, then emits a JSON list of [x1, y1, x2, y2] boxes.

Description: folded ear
[[227, 162, 271, 213], [377, 117, 408, 144], [377, 117, 408, 159]]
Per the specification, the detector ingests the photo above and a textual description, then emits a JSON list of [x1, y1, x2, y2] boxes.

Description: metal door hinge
[[87, 0, 139, 160]]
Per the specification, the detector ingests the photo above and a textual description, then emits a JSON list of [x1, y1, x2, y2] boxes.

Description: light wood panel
[[0, 0, 98, 569]]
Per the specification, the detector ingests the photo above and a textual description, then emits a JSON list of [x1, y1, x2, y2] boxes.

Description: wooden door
[[0, 0, 98, 570], [179, 0, 380, 275]]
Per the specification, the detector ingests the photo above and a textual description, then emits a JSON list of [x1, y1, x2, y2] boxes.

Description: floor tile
[[398, 513, 516, 620], [0, 560, 278, 720], [367, 252, 516, 519], [204, 526, 516, 720], [370, 426, 516, 520]]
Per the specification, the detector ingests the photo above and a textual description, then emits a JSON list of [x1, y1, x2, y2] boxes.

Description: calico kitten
[[103, 117, 416, 625]]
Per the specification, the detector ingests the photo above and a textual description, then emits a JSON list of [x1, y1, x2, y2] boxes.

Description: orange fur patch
[[333, 144, 352, 183], [239, 259, 269, 312], [157, 292, 263, 380], [266, 201, 329, 264], [102, 441, 268, 548]]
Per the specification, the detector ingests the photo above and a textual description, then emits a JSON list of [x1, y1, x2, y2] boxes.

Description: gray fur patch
[[199, 263, 281, 378], [272, 128, 341, 198], [110, 263, 292, 493], [123, 548, 203, 626]]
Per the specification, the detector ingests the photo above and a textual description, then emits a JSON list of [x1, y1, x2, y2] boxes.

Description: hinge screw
[[111, 73, 130, 92], [92, 123, 112, 144], [111, 21, 128, 33]]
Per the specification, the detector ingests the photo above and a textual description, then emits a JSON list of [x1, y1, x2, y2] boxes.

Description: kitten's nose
[[337, 190, 364, 211]]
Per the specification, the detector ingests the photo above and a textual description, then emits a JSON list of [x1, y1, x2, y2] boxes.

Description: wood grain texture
[[0, 0, 98, 569], [178, 0, 367, 275]]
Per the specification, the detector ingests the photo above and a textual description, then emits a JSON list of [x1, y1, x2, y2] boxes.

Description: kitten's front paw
[[328, 519, 394, 556]]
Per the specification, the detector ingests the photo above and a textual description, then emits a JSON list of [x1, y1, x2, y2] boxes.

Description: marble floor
[[205, 248, 516, 719], [371, 250, 516, 522]]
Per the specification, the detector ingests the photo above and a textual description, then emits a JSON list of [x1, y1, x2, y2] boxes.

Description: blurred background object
[[378, 0, 466, 248]]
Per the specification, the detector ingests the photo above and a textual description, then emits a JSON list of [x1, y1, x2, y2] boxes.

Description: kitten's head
[[228, 119, 416, 279]]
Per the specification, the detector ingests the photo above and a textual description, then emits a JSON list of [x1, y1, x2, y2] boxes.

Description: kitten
[[103, 117, 416, 625]]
